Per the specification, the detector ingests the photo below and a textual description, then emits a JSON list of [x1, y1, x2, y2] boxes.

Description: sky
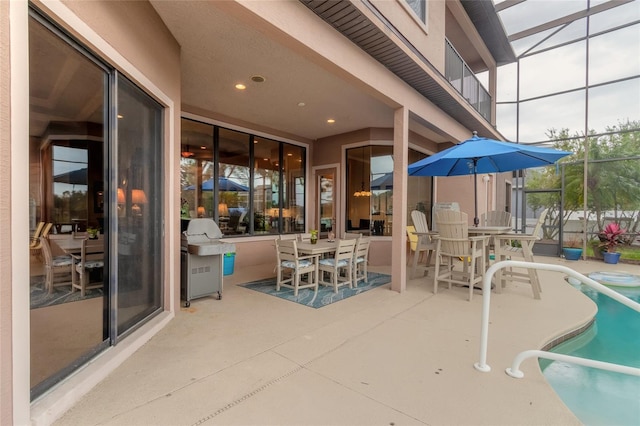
[[488, 0, 640, 143]]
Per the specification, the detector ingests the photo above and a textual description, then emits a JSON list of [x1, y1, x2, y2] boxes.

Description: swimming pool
[[541, 281, 640, 425]]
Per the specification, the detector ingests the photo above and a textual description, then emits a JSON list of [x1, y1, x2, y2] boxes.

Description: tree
[[536, 120, 640, 242]]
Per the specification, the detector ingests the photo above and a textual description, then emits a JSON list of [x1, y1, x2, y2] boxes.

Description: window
[[180, 118, 307, 236], [405, 0, 426, 23], [346, 146, 432, 236]]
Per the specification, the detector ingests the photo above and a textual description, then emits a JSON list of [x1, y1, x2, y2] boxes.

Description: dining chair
[[433, 210, 489, 301], [493, 208, 548, 299], [30, 222, 46, 247], [297, 233, 312, 242], [410, 210, 437, 278], [40, 236, 74, 294], [318, 238, 356, 293], [275, 238, 318, 296], [30, 222, 53, 261], [352, 235, 370, 287], [342, 232, 362, 240], [481, 210, 512, 227], [480, 210, 512, 252], [71, 237, 105, 297], [277, 234, 297, 240]]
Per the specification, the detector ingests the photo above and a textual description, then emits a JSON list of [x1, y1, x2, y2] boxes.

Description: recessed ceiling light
[[297, 102, 306, 107], [235, 83, 246, 90], [117, 114, 123, 119], [327, 119, 336, 124], [200, 146, 206, 150], [251, 75, 265, 83], [287, 153, 292, 156]]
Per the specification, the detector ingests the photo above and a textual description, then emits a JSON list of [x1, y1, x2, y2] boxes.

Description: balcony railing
[[445, 39, 491, 121]]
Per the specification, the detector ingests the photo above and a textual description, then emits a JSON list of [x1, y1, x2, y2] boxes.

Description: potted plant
[[86, 226, 100, 239], [598, 223, 625, 264], [310, 229, 319, 244], [562, 236, 583, 261]]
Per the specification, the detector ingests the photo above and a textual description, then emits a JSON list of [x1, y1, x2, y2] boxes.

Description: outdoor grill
[[180, 218, 236, 307]]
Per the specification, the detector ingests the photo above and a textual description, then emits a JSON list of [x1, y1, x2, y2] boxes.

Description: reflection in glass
[[254, 137, 281, 235], [408, 150, 432, 229], [116, 76, 163, 335], [346, 146, 431, 237], [282, 143, 305, 233], [180, 118, 307, 236], [181, 118, 214, 220], [29, 13, 107, 399], [318, 171, 334, 237], [219, 128, 250, 235]]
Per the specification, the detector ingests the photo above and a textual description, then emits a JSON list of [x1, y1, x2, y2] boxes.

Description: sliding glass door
[[115, 77, 163, 336], [29, 9, 164, 398]]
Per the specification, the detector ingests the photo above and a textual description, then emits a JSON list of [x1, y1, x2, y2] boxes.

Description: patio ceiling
[[150, 0, 491, 145]]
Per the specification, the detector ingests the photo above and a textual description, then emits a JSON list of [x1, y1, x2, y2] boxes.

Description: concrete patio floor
[[52, 256, 634, 425]]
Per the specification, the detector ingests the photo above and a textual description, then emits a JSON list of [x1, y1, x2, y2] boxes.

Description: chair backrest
[[31, 222, 46, 244], [481, 210, 512, 227], [434, 210, 470, 256], [411, 210, 429, 233], [355, 235, 370, 260], [406, 225, 418, 251], [276, 238, 298, 263], [277, 234, 297, 241], [42, 222, 53, 238], [40, 236, 54, 267], [236, 211, 247, 232], [80, 238, 104, 268], [343, 232, 361, 240], [297, 233, 312, 242], [334, 238, 356, 263], [529, 208, 549, 242]]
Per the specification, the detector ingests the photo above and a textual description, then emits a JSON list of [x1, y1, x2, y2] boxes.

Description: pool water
[[541, 283, 640, 425]]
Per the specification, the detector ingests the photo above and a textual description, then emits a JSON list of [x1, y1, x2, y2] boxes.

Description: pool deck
[[52, 257, 634, 425]]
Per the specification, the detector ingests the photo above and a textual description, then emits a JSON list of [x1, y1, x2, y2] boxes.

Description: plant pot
[[562, 247, 582, 261], [603, 252, 621, 264]]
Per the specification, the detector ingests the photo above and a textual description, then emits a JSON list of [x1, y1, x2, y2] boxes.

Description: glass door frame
[[314, 165, 339, 239]]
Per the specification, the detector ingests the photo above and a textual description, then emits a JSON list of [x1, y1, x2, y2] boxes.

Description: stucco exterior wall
[[1, 2, 15, 423], [370, 0, 447, 72]]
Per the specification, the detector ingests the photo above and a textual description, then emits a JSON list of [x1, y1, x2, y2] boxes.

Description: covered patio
[[46, 256, 634, 425]]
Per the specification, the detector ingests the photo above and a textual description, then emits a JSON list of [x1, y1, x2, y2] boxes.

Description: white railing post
[[474, 260, 640, 374], [506, 349, 640, 379]]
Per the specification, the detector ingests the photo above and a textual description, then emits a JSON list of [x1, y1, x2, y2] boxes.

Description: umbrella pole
[[473, 161, 479, 227]]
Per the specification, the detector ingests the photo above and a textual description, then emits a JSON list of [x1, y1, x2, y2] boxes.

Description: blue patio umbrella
[[184, 177, 249, 192], [408, 132, 571, 226]]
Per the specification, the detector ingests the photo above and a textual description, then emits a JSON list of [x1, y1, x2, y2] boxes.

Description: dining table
[[53, 235, 104, 255], [296, 239, 339, 256]]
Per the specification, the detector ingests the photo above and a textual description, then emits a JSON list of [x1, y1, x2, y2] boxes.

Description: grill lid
[[183, 218, 223, 241]]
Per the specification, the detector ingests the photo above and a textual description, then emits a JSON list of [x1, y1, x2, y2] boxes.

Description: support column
[[391, 107, 409, 292]]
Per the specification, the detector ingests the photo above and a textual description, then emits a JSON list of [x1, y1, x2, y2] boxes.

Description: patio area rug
[[240, 272, 391, 308], [30, 275, 103, 309]]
